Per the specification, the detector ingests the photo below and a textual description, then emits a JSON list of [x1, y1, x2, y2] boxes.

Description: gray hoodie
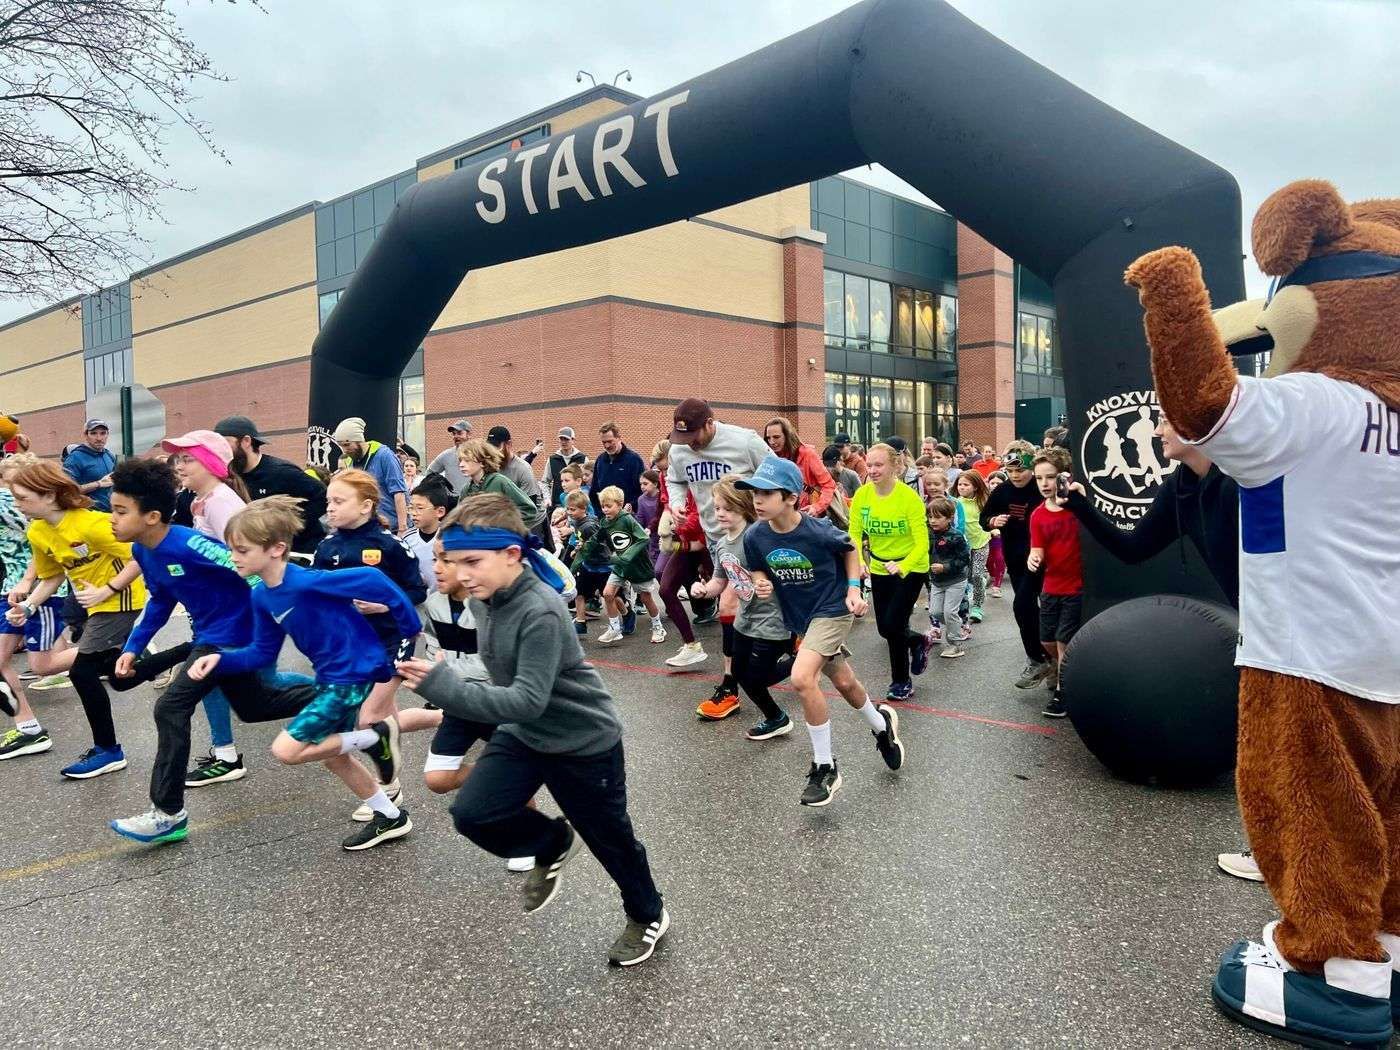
[[666, 421, 771, 541], [413, 565, 621, 755]]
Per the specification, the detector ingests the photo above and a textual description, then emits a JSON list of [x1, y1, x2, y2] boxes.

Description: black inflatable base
[[1061, 593, 1239, 787]]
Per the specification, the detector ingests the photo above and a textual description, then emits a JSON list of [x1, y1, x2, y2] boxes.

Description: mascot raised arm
[[1127, 180, 1400, 1048]]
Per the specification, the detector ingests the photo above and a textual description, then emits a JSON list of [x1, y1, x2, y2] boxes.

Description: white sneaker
[[989, 586, 1002, 597], [506, 855, 535, 873], [650, 620, 666, 644], [597, 627, 624, 644], [1217, 849, 1265, 882], [665, 642, 707, 668], [352, 780, 402, 823]]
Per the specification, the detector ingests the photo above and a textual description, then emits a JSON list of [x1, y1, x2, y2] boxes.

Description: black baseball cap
[[486, 425, 511, 447], [214, 415, 267, 448], [888, 436, 908, 453], [833, 432, 851, 446]]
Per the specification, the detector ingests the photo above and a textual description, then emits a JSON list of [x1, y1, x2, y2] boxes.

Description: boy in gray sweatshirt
[[396, 493, 668, 968]]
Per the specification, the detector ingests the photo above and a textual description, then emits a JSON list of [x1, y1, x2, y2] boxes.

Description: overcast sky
[[4, 0, 1396, 324]]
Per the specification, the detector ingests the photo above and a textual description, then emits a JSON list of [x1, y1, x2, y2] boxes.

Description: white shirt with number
[[1192, 372, 1400, 702]]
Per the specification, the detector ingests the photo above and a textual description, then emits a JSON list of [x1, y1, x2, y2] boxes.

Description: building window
[[315, 172, 417, 284], [1017, 312, 1060, 377], [824, 268, 955, 361], [452, 124, 550, 169], [397, 348, 426, 460], [318, 289, 342, 328], [84, 347, 132, 398], [825, 371, 955, 448]]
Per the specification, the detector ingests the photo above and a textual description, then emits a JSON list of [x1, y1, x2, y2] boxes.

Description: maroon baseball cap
[[670, 397, 714, 443]]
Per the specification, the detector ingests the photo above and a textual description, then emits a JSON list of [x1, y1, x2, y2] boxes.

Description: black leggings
[[732, 632, 795, 721], [70, 648, 120, 750], [1006, 560, 1047, 664], [869, 570, 928, 683]]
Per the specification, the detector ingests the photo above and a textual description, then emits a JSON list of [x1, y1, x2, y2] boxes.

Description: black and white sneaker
[[1042, 690, 1068, 719], [873, 703, 905, 770], [523, 821, 583, 914], [341, 808, 412, 851], [608, 908, 672, 967], [800, 762, 842, 807], [0, 682, 15, 717], [362, 718, 401, 785], [0, 727, 51, 759], [184, 750, 247, 787]]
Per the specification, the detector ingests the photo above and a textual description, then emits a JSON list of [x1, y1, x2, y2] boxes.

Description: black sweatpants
[[148, 645, 317, 815], [449, 731, 663, 924], [732, 631, 794, 721], [69, 649, 119, 750], [869, 570, 928, 683], [1006, 560, 1047, 665]]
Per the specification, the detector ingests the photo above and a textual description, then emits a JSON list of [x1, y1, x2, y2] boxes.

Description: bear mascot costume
[[0, 415, 18, 454], [1127, 180, 1400, 1048]]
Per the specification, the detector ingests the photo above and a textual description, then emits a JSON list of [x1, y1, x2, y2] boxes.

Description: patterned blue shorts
[[285, 682, 372, 744]]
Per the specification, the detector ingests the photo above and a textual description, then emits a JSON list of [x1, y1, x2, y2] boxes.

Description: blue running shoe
[[60, 746, 127, 780], [574, 621, 588, 636], [620, 607, 637, 636], [110, 808, 189, 844], [1212, 921, 1393, 1049], [885, 681, 914, 702]]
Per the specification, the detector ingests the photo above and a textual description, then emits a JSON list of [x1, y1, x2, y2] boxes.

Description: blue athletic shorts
[[285, 682, 372, 744], [0, 597, 66, 651]]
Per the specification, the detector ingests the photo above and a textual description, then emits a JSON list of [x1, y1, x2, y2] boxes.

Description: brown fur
[[1126, 179, 1400, 972]]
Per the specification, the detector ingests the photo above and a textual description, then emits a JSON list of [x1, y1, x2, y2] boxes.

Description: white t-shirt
[[1192, 373, 1400, 702]]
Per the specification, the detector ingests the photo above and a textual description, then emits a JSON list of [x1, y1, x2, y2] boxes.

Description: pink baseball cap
[[162, 429, 233, 479]]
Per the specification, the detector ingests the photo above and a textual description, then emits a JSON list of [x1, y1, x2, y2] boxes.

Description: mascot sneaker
[[1212, 921, 1393, 1048]]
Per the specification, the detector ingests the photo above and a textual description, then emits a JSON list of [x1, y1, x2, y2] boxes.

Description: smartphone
[[1056, 472, 1071, 500]]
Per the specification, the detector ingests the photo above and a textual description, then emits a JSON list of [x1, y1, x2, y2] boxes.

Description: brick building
[[0, 85, 1063, 466]]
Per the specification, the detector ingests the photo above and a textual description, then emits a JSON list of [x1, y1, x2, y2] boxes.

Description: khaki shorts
[[798, 614, 854, 666]]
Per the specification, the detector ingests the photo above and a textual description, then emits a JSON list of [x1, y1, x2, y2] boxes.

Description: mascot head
[[0, 415, 18, 446], [1212, 179, 1400, 408]]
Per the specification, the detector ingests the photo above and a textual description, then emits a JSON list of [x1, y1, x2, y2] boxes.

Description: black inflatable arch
[[311, 0, 1245, 610]]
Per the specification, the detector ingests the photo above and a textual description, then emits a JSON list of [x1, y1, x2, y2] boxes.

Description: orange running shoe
[[696, 683, 740, 720]]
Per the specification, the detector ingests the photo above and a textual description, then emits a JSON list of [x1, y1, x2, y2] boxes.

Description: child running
[[979, 441, 1049, 688], [0, 454, 73, 760], [582, 486, 665, 645], [4, 460, 147, 779], [395, 493, 670, 967], [560, 490, 610, 636], [848, 443, 931, 702], [985, 471, 1007, 596], [405, 476, 455, 589], [187, 496, 422, 850], [927, 497, 972, 659], [954, 469, 992, 622], [697, 475, 794, 736], [1027, 447, 1083, 719], [736, 457, 905, 807]]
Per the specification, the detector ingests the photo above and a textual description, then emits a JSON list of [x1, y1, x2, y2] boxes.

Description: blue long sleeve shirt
[[216, 562, 420, 684], [123, 525, 254, 657]]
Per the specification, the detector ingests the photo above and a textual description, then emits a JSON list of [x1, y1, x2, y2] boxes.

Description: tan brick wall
[[0, 303, 81, 373], [4, 353, 84, 415], [955, 223, 1017, 450]]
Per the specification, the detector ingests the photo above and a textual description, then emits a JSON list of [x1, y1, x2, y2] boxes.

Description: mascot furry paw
[[1127, 180, 1400, 1048]]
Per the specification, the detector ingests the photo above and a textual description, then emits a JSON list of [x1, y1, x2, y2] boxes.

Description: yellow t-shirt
[[27, 509, 147, 614], [848, 481, 930, 575]]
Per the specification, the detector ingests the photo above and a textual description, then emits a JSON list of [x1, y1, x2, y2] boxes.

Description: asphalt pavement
[[0, 590, 1280, 1048]]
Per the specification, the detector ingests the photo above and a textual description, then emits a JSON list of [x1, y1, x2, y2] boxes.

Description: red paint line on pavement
[[588, 657, 1057, 736]]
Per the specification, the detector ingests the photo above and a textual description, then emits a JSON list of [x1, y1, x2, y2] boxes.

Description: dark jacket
[[575, 511, 655, 583], [979, 478, 1045, 571], [590, 444, 646, 515], [929, 526, 971, 586], [239, 453, 328, 554], [1066, 464, 1239, 608], [313, 519, 427, 645], [542, 449, 588, 506]]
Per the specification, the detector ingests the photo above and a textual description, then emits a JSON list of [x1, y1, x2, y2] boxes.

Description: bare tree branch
[[0, 0, 261, 305]]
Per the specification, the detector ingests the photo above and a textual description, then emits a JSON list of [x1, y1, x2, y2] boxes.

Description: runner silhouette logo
[[1080, 390, 1178, 523]]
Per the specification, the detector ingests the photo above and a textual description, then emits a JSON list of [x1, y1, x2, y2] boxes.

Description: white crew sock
[[16, 718, 42, 735], [337, 728, 379, 754], [609, 616, 622, 631], [856, 700, 886, 732], [212, 744, 239, 763], [363, 788, 400, 819], [807, 721, 833, 766]]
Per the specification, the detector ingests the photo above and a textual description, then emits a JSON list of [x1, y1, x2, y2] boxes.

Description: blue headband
[[439, 525, 569, 594]]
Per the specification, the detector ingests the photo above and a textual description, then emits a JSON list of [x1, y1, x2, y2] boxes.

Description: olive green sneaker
[[608, 909, 671, 967], [522, 822, 582, 914]]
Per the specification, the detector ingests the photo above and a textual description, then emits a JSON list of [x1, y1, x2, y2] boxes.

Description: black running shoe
[[341, 808, 412, 851], [620, 607, 637, 636], [0, 727, 51, 759], [609, 908, 671, 967], [362, 718, 401, 785], [800, 762, 842, 807], [1042, 690, 1068, 719], [873, 703, 905, 770], [0, 682, 15, 717], [523, 821, 582, 913], [184, 750, 247, 787]]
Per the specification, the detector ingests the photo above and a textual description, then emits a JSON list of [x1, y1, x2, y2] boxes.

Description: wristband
[[20, 602, 36, 618], [846, 578, 861, 588]]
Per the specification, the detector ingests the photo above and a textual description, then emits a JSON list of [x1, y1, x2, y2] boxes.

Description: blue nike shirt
[[216, 562, 420, 684], [123, 525, 255, 656]]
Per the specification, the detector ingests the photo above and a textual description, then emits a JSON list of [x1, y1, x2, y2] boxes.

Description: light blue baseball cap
[[734, 455, 804, 494]]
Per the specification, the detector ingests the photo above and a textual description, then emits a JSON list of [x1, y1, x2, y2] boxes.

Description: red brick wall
[[955, 223, 1017, 450], [12, 400, 86, 458], [150, 358, 311, 463]]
